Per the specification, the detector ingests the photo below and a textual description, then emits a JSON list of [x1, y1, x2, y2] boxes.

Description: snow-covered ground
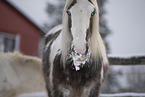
[[18, 92, 47, 97], [101, 92, 145, 97], [18, 92, 145, 97]]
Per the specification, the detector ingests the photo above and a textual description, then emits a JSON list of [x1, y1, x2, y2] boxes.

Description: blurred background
[[0, 0, 145, 96]]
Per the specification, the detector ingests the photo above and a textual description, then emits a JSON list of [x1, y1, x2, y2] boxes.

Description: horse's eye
[[67, 10, 71, 16], [91, 11, 95, 16]]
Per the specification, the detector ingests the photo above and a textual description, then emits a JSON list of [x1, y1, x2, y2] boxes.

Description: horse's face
[[67, 0, 96, 55]]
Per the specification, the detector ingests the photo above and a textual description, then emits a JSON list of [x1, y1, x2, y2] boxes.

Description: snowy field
[[101, 93, 145, 97], [18, 92, 47, 97], [18, 92, 145, 97]]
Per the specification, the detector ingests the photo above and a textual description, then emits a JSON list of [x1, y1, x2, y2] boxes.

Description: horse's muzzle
[[71, 44, 88, 55]]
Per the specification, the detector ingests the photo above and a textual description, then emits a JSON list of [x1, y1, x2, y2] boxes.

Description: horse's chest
[[53, 54, 101, 88]]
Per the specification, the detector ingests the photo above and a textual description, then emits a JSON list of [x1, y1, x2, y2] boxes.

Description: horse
[[0, 52, 46, 97], [43, 0, 109, 97]]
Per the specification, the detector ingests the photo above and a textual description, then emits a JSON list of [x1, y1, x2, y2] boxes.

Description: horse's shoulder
[[45, 24, 62, 44], [46, 24, 62, 35]]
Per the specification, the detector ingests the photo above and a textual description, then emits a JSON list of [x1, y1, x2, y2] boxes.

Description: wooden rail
[[108, 55, 145, 65]]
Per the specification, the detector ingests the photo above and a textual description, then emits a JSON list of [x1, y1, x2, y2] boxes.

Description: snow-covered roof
[[5, 0, 46, 34]]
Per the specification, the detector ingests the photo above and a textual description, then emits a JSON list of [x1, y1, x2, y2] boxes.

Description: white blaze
[[69, 0, 95, 54]]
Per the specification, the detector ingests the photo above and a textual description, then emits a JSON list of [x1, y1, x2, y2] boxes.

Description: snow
[[8, 0, 49, 29], [71, 49, 91, 71], [72, 53, 85, 71], [18, 92, 145, 97], [18, 92, 47, 97], [100, 92, 145, 97]]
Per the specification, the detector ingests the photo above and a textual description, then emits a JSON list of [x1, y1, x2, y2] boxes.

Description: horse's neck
[[48, 32, 63, 65]]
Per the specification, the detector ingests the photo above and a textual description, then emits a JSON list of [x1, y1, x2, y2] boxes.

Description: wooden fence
[[108, 55, 145, 65], [18, 55, 145, 97]]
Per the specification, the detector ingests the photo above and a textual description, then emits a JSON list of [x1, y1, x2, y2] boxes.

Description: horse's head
[[61, 0, 100, 70], [66, 0, 98, 55]]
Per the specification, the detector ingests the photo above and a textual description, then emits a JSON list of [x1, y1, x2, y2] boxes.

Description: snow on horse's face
[[67, 0, 96, 55]]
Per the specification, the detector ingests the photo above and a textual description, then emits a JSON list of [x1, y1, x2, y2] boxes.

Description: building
[[0, 0, 45, 56]]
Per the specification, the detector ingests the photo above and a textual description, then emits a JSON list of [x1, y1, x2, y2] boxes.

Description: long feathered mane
[[61, 0, 108, 65]]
